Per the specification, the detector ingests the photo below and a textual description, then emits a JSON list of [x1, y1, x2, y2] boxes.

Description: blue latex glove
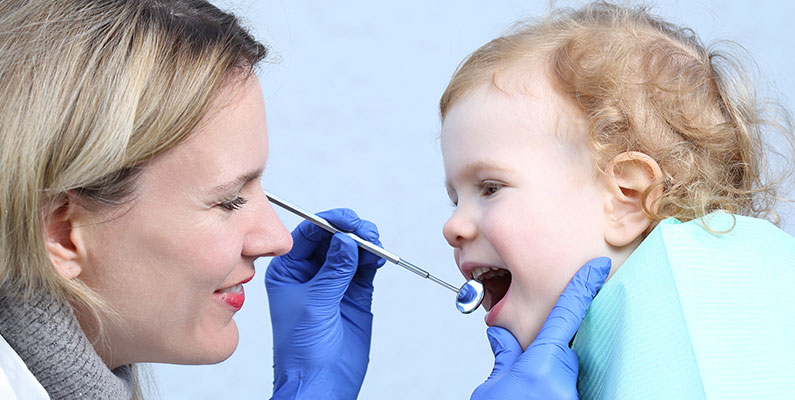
[[266, 208, 386, 400], [471, 257, 612, 400]]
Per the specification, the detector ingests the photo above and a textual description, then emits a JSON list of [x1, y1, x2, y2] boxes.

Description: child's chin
[[490, 307, 545, 350]]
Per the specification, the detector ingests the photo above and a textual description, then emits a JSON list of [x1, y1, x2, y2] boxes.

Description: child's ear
[[43, 195, 89, 281], [602, 151, 663, 247]]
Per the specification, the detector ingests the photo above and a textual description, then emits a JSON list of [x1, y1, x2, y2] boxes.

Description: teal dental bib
[[572, 213, 795, 399]]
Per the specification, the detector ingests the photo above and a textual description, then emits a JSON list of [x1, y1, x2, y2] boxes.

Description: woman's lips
[[214, 284, 245, 311], [213, 275, 253, 311]]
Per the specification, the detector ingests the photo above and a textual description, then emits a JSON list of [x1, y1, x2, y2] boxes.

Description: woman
[[0, 0, 383, 398]]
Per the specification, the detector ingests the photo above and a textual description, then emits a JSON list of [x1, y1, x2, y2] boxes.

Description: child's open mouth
[[472, 267, 512, 311]]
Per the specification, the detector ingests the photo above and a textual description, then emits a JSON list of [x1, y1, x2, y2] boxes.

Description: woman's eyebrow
[[208, 168, 264, 195]]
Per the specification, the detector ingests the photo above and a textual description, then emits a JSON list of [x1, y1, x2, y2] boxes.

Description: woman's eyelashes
[[218, 195, 248, 211]]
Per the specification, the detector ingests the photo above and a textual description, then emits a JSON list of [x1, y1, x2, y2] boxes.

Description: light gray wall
[[153, 1, 795, 398]]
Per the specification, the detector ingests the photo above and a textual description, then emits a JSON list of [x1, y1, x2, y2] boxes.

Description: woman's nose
[[243, 190, 293, 258], [442, 206, 476, 248]]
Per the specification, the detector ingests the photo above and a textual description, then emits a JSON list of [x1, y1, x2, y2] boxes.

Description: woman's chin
[[180, 322, 240, 365]]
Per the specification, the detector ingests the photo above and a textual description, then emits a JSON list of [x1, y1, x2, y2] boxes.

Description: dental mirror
[[265, 191, 484, 314], [456, 279, 485, 314]]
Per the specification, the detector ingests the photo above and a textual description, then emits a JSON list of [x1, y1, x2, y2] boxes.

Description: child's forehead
[[445, 67, 589, 143], [441, 79, 594, 171]]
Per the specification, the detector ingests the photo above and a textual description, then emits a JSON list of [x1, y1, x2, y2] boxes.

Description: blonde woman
[[0, 1, 386, 398]]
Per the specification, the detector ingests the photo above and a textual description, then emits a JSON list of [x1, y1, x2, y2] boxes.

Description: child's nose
[[443, 207, 477, 247]]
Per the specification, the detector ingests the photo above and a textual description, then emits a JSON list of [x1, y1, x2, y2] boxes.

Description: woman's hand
[[266, 208, 385, 400], [471, 257, 611, 400]]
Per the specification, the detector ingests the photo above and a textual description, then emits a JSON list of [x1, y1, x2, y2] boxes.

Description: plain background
[[153, 1, 795, 398]]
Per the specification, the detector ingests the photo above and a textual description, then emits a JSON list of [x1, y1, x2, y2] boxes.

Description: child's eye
[[479, 181, 503, 197], [218, 195, 248, 211], [446, 186, 458, 207]]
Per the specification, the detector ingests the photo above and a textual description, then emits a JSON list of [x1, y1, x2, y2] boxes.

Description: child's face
[[441, 76, 613, 349]]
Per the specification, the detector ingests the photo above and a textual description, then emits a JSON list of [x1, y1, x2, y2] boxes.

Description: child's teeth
[[473, 266, 502, 281]]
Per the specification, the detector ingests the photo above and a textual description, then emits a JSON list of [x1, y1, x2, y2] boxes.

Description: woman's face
[[74, 75, 292, 368]]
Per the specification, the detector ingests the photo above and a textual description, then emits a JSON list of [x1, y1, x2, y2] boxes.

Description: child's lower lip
[[484, 286, 510, 326]]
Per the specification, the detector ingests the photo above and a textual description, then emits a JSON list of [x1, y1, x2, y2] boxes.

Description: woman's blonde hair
[[440, 1, 794, 233], [0, 0, 265, 346]]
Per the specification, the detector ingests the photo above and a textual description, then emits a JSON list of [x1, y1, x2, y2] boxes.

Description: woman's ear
[[43, 195, 88, 280], [602, 151, 663, 247]]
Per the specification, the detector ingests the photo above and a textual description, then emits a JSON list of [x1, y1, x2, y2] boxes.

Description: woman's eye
[[480, 181, 503, 197], [218, 195, 248, 211]]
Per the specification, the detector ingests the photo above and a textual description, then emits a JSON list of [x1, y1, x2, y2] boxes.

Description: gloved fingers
[[271, 208, 364, 275], [316, 208, 363, 232], [310, 233, 359, 301], [349, 218, 386, 269], [353, 233, 386, 278], [265, 220, 333, 285], [342, 253, 381, 309], [285, 218, 336, 261], [264, 218, 333, 286], [338, 229, 385, 330], [265, 256, 318, 285], [287, 207, 377, 258], [345, 236, 390, 309], [339, 295, 375, 339], [533, 257, 611, 346], [269, 208, 385, 288], [318, 210, 385, 289], [485, 326, 522, 379], [347, 260, 377, 299], [317, 209, 385, 270]]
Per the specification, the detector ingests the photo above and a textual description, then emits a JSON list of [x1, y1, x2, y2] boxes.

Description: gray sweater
[[0, 286, 133, 399]]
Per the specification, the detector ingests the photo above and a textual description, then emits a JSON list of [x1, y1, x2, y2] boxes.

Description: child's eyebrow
[[445, 160, 512, 188]]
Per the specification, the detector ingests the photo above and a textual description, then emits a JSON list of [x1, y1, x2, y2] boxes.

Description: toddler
[[439, 0, 794, 374]]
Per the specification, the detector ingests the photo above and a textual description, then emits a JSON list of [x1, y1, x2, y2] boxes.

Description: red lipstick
[[214, 275, 253, 311]]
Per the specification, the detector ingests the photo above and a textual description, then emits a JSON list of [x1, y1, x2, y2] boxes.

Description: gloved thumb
[[485, 326, 522, 379], [533, 257, 611, 346], [311, 233, 358, 302]]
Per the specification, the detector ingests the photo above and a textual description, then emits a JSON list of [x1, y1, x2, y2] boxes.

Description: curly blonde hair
[[440, 2, 794, 232]]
